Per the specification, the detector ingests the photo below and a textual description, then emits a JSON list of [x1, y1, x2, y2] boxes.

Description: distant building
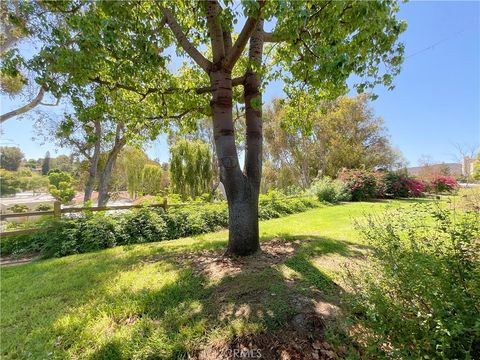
[[407, 157, 477, 178], [462, 156, 475, 177]]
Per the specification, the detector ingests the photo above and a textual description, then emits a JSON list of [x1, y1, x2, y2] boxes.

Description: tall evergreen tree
[[41, 151, 50, 175]]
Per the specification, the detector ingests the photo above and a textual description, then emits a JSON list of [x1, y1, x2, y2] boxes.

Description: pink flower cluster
[[388, 176, 425, 198], [429, 175, 459, 193], [404, 178, 426, 197]]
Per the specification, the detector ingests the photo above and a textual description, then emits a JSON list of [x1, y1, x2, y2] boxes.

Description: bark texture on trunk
[[83, 120, 102, 203], [163, 3, 266, 256], [212, 20, 265, 257], [97, 149, 119, 207], [97, 124, 126, 207], [226, 189, 260, 255], [210, 69, 260, 256]]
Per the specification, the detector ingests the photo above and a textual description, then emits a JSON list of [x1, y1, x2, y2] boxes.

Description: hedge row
[[1, 195, 319, 258], [337, 169, 458, 201]]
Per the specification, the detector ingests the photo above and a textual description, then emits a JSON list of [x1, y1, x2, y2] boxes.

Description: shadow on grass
[[1, 233, 368, 359]]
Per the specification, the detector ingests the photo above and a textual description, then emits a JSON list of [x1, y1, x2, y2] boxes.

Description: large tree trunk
[[97, 125, 126, 207], [210, 69, 260, 256], [226, 183, 260, 255], [211, 20, 264, 257], [97, 149, 119, 207], [84, 120, 102, 203]]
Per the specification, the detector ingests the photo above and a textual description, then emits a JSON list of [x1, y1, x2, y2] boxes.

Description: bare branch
[[0, 85, 47, 123], [147, 107, 208, 121], [40, 97, 61, 107], [160, 6, 212, 72], [224, 1, 265, 71], [232, 76, 245, 87], [262, 31, 286, 43], [205, 0, 225, 63]]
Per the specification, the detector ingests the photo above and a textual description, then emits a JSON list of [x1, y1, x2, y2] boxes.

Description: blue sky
[[1, 1, 479, 166]]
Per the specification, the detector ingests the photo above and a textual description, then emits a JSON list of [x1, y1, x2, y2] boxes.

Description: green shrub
[[34, 218, 81, 258], [119, 207, 167, 244], [1, 196, 320, 258], [164, 203, 229, 238], [35, 203, 53, 211], [7, 204, 29, 213], [0, 234, 36, 256], [78, 214, 119, 252], [345, 204, 480, 358], [309, 177, 351, 203], [258, 190, 318, 219]]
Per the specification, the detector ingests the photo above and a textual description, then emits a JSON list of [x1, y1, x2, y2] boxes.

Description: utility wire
[[405, 29, 466, 59]]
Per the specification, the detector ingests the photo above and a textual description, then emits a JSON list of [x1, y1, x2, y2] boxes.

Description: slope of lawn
[[1, 200, 424, 359]]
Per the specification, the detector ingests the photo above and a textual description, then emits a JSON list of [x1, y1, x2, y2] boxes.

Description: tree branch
[[67, 137, 92, 159], [262, 31, 286, 43], [90, 76, 213, 98], [205, 0, 225, 64], [147, 107, 208, 121], [160, 6, 212, 72], [40, 97, 61, 106], [0, 85, 47, 123], [224, 1, 265, 71], [232, 76, 246, 87], [223, 29, 233, 55]]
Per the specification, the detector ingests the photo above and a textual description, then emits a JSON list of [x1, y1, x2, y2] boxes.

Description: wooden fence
[[0, 195, 310, 238], [1, 198, 186, 237]]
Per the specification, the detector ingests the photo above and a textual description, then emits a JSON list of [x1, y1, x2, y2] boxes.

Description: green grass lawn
[[1, 200, 423, 359]]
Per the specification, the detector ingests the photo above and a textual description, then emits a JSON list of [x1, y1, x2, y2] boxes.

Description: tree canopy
[[0, 146, 24, 171], [263, 93, 403, 189], [0, 0, 406, 255]]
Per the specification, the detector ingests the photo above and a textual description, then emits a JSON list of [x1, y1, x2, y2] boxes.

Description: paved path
[[0, 255, 37, 267]]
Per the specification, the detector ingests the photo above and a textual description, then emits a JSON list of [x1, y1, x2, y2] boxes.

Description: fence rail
[[1, 199, 171, 237], [0, 211, 55, 220], [1, 195, 309, 238]]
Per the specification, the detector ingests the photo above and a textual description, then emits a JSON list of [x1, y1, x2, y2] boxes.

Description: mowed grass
[[1, 200, 425, 359]]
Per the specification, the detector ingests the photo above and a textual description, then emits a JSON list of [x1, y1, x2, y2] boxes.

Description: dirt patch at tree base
[[176, 238, 300, 281], [184, 238, 345, 359], [191, 312, 344, 360]]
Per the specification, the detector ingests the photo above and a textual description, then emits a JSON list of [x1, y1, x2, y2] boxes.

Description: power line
[[405, 29, 466, 59]]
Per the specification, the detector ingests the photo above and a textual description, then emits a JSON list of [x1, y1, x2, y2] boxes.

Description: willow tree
[[142, 164, 166, 196], [23, 0, 405, 256], [123, 147, 148, 199], [170, 139, 213, 199]]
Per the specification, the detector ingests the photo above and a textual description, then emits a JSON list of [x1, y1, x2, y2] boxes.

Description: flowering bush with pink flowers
[[338, 169, 426, 200], [404, 178, 426, 197], [338, 169, 384, 201], [384, 172, 426, 198], [429, 175, 459, 193]]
